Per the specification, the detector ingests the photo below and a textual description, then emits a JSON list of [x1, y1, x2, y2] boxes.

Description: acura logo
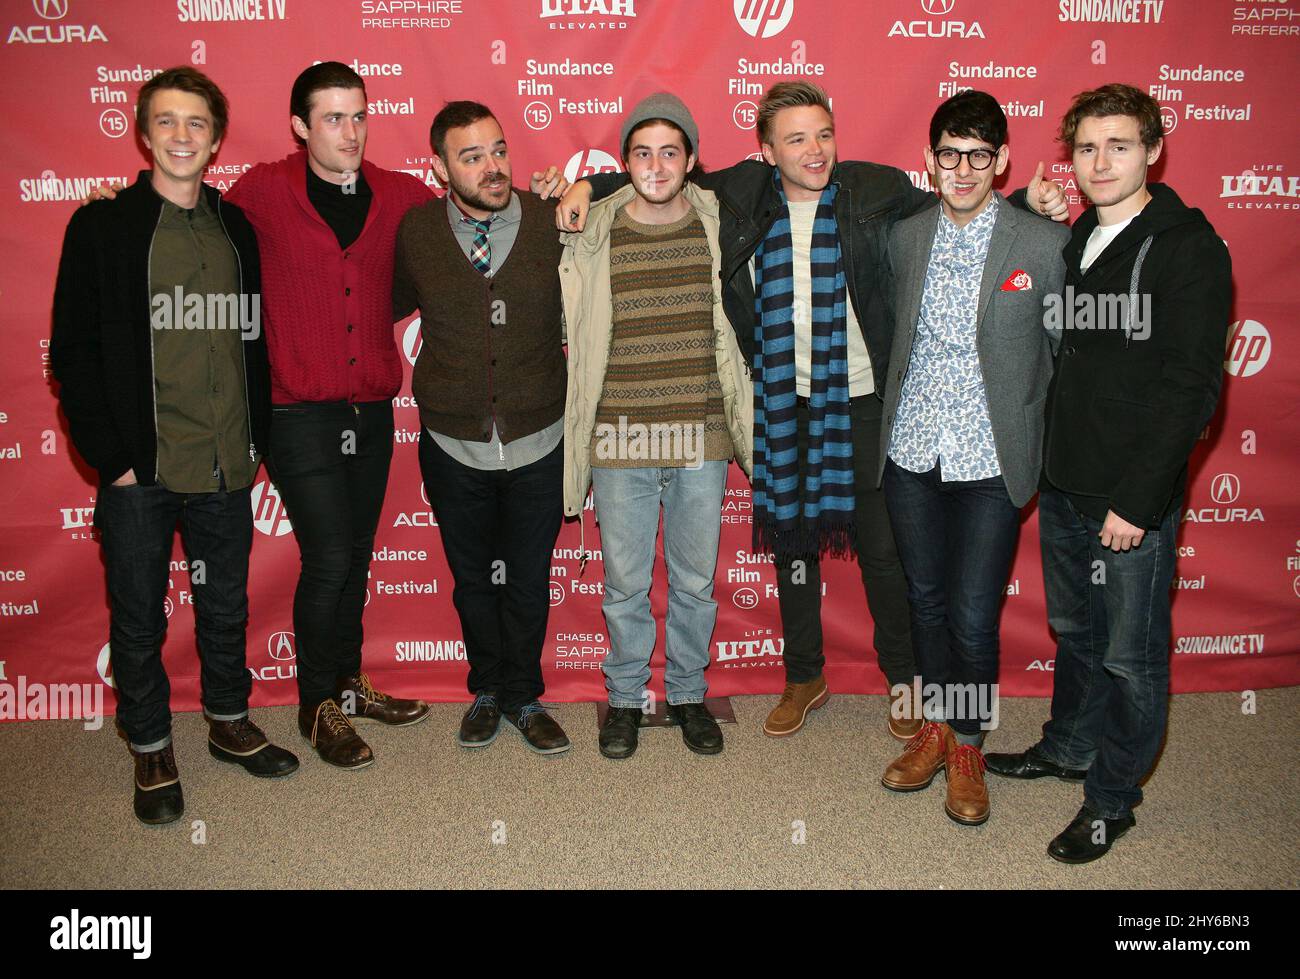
[[33, 0, 68, 19], [1210, 473, 1240, 505], [268, 631, 296, 660], [921, 0, 955, 14]]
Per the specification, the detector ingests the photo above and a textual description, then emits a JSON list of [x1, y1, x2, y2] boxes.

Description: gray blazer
[[877, 194, 1070, 507]]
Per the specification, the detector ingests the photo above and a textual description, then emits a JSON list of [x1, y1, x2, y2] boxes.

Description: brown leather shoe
[[943, 729, 990, 826], [763, 676, 829, 736], [881, 720, 947, 792], [131, 743, 184, 825], [888, 684, 924, 741], [208, 717, 300, 777], [298, 699, 374, 770], [458, 694, 502, 748], [336, 672, 430, 727], [505, 703, 571, 755]]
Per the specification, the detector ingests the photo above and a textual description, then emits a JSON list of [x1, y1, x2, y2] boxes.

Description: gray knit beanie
[[620, 92, 699, 157]]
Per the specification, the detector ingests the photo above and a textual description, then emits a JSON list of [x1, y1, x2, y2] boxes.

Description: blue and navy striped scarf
[[751, 173, 855, 561]]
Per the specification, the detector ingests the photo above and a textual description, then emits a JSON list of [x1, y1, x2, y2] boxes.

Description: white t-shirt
[[1080, 213, 1138, 273], [750, 199, 875, 398]]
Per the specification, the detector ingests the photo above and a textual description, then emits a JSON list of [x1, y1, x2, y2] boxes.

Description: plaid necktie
[[462, 216, 492, 275]]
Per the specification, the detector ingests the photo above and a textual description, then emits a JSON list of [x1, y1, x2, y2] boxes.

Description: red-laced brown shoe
[[336, 672, 430, 727], [944, 729, 990, 826], [881, 720, 948, 792]]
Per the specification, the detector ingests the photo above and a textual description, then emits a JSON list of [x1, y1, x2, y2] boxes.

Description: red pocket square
[[1001, 269, 1033, 291]]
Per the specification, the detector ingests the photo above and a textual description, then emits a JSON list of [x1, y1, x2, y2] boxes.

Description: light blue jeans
[[591, 462, 729, 708]]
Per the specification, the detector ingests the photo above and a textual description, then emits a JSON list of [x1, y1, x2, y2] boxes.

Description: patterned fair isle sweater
[[591, 206, 733, 469]]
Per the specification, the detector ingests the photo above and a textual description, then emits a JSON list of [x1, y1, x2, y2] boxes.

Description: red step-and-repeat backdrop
[[1, 0, 1297, 716]]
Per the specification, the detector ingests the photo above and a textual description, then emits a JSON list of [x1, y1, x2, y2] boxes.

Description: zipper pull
[[248, 442, 256, 461], [498, 439, 504, 462]]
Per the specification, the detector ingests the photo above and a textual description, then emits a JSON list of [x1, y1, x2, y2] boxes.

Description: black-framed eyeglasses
[[934, 146, 1001, 170]]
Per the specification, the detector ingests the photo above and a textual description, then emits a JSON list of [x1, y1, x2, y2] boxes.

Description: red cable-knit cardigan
[[225, 151, 433, 404]]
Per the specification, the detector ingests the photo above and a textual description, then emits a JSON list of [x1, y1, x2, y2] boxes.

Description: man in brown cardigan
[[393, 101, 572, 754]]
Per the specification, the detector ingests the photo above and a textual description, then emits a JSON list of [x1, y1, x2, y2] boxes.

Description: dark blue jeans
[[1033, 487, 1179, 819], [95, 482, 255, 751], [418, 431, 563, 714], [883, 460, 1020, 737], [267, 400, 394, 706]]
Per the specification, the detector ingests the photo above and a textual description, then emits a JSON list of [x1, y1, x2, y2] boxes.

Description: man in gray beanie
[[559, 93, 753, 760]]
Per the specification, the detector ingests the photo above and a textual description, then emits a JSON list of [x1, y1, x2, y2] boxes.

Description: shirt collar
[[937, 192, 999, 244], [446, 190, 520, 230]]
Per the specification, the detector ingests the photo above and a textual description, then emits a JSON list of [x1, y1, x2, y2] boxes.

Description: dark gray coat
[[878, 194, 1070, 507]]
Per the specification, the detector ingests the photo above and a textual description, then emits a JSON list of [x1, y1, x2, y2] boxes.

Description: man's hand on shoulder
[[556, 180, 592, 232], [80, 181, 124, 207], [531, 165, 570, 200]]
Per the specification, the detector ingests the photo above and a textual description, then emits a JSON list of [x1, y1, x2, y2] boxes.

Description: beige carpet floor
[[2, 689, 1296, 889]]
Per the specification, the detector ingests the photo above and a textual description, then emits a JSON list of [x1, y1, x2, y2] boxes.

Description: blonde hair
[[757, 81, 833, 145]]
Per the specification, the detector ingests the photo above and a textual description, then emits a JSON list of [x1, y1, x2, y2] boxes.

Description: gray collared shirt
[[429, 191, 562, 471], [888, 195, 1001, 481]]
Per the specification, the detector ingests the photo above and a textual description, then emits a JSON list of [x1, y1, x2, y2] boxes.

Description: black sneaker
[[667, 702, 723, 755], [599, 706, 642, 759]]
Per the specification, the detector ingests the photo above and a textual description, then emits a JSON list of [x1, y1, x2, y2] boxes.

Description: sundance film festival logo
[[8, 0, 106, 43], [734, 0, 795, 38], [1224, 319, 1270, 377], [889, 0, 985, 38]]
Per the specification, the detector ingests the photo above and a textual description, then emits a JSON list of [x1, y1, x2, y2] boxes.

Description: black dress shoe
[[1048, 806, 1136, 864], [132, 744, 184, 825], [667, 702, 724, 755], [599, 706, 642, 759], [458, 694, 502, 748], [208, 717, 300, 777], [985, 748, 1088, 782], [505, 703, 571, 755]]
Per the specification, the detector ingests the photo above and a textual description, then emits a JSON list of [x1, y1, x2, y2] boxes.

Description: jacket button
[[491, 359, 497, 367], [343, 252, 350, 259], [347, 324, 353, 333], [491, 395, 497, 403], [345, 287, 351, 296], [349, 357, 356, 365], [1066, 345, 1077, 356]]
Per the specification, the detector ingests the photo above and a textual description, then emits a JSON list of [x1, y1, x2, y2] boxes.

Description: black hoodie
[[1042, 183, 1232, 528]]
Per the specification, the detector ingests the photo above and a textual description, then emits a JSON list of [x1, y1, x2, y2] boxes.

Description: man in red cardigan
[[220, 62, 435, 768]]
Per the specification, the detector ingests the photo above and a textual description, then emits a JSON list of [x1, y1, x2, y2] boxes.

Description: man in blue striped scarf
[[558, 82, 1068, 740]]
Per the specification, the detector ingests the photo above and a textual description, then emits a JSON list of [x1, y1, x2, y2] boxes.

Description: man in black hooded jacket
[[985, 84, 1232, 864]]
